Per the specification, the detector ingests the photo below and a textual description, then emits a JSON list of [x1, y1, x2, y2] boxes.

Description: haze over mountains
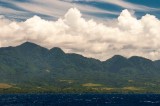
[[0, 42, 160, 93]]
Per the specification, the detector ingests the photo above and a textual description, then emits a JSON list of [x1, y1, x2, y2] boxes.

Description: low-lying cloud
[[0, 8, 160, 60]]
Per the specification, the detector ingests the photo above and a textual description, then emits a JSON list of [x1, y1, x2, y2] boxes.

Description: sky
[[0, 0, 160, 60]]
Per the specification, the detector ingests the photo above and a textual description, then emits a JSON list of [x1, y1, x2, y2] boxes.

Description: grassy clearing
[[122, 86, 142, 91], [59, 80, 74, 84], [82, 83, 103, 87], [101, 87, 115, 90], [91, 87, 115, 91], [0, 83, 12, 89]]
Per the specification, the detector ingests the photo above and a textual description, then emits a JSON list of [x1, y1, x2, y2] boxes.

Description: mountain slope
[[0, 42, 160, 93]]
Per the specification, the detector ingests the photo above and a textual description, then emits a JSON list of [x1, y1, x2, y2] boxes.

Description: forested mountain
[[0, 42, 160, 93]]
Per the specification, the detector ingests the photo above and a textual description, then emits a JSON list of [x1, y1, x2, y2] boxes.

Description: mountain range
[[0, 42, 160, 93]]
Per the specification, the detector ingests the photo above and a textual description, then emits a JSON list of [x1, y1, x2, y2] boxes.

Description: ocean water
[[0, 94, 160, 106]]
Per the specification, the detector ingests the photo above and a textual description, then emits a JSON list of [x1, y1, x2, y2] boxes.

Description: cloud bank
[[0, 8, 160, 60]]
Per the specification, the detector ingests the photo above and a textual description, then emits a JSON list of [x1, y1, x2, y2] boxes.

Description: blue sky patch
[[0, 0, 159, 21]]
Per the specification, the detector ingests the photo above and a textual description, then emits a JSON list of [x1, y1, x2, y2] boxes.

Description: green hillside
[[0, 42, 160, 93]]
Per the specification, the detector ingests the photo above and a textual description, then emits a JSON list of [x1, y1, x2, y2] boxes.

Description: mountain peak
[[49, 47, 65, 54], [16, 42, 48, 53], [129, 56, 152, 62], [18, 42, 40, 48], [110, 55, 127, 60]]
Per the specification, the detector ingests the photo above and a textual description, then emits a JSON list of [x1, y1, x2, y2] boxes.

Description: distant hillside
[[0, 42, 160, 93]]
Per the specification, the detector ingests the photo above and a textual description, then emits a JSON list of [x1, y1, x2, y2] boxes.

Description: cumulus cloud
[[0, 8, 160, 60]]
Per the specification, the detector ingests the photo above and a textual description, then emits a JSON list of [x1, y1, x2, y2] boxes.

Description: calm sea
[[0, 94, 160, 106]]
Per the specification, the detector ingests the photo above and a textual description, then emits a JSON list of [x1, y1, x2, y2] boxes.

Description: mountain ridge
[[0, 42, 160, 93], [0, 42, 157, 62]]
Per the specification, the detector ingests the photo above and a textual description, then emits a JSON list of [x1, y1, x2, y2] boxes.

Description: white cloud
[[0, 8, 160, 60], [63, 0, 159, 11], [0, 7, 21, 14], [1, 0, 119, 19], [100, 0, 159, 11]]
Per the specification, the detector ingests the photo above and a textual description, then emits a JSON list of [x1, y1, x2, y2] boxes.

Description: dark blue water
[[0, 94, 160, 106]]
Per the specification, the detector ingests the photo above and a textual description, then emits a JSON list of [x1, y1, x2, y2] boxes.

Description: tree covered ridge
[[0, 42, 160, 93]]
